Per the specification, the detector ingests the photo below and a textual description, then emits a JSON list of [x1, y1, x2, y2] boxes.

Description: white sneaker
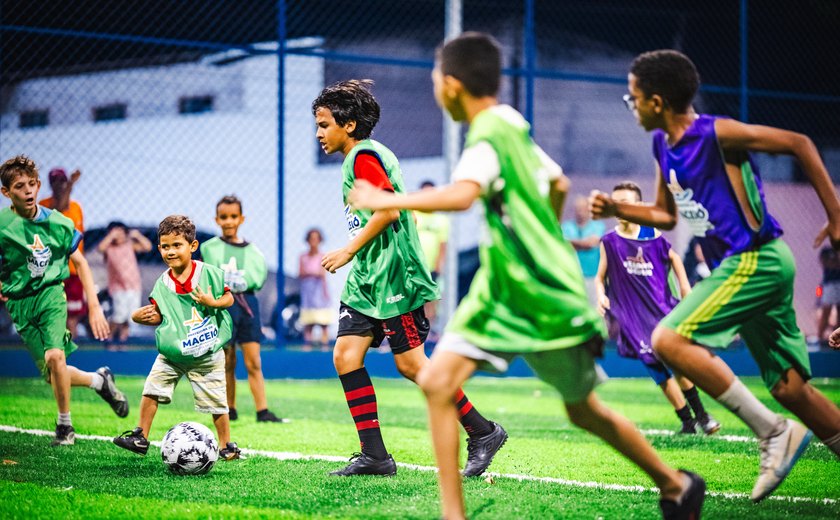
[[751, 419, 813, 502]]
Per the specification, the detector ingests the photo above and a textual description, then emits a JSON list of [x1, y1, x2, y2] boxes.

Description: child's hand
[[321, 248, 355, 274], [88, 305, 110, 341], [596, 294, 610, 317], [829, 327, 840, 350], [348, 180, 390, 211], [589, 190, 616, 220], [69, 169, 81, 184], [191, 285, 219, 307], [813, 221, 840, 250], [133, 304, 162, 325]]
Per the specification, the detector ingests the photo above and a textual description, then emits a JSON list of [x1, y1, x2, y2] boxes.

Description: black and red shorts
[[336, 302, 430, 354]]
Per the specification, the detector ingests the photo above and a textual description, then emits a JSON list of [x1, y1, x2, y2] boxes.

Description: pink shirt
[[105, 241, 142, 292]]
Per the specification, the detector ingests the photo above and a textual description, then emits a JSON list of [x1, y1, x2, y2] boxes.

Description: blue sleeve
[[69, 230, 83, 255]]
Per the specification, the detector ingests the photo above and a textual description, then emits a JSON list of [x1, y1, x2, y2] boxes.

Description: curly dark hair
[[436, 32, 501, 98], [158, 215, 196, 243], [311, 79, 380, 140], [0, 155, 39, 189], [216, 194, 243, 214], [612, 181, 643, 201], [630, 50, 699, 114]]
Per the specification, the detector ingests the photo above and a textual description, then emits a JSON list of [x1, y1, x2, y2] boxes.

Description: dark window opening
[[19, 110, 49, 129], [93, 104, 127, 122], [179, 96, 214, 114]]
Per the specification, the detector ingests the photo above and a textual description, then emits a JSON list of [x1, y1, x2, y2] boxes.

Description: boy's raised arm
[[349, 179, 481, 213]]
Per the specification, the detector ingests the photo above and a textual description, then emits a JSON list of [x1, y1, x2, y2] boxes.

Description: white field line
[[0, 424, 835, 506]]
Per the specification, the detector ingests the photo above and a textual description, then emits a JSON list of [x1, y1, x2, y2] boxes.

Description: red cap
[[48, 168, 68, 183]]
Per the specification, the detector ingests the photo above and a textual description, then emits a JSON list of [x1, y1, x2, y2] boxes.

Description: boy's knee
[[395, 358, 423, 381], [770, 374, 807, 405], [417, 368, 452, 400], [651, 326, 677, 358], [244, 357, 262, 374], [44, 349, 66, 368], [333, 350, 359, 373]]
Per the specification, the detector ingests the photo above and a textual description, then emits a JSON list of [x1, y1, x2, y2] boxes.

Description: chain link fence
[[2, 0, 838, 346]]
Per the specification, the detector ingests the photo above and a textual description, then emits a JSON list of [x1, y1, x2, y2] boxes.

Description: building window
[[179, 96, 214, 115], [93, 103, 127, 122], [19, 110, 49, 129]]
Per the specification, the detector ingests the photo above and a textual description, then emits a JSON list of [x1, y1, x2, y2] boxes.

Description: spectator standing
[[298, 228, 332, 349], [562, 195, 605, 306], [817, 246, 840, 342]]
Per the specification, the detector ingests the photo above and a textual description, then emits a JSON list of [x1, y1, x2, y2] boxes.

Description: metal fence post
[[276, 0, 287, 348], [740, 0, 748, 122], [524, 0, 536, 132]]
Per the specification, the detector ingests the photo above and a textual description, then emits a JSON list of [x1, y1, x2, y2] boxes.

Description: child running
[[113, 215, 241, 460], [0, 155, 128, 446], [349, 33, 705, 520], [313, 79, 507, 477], [201, 195, 288, 423], [590, 49, 840, 502], [594, 181, 719, 435]]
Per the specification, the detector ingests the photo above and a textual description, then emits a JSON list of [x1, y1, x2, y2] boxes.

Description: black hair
[[107, 221, 128, 233], [436, 32, 501, 97], [311, 79, 380, 140], [305, 227, 323, 242], [158, 215, 196, 243], [0, 155, 38, 189], [613, 181, 643, 201], [630, 50, 699, 113], [216, 194, 243, 214], [420, 180, 436, 189]]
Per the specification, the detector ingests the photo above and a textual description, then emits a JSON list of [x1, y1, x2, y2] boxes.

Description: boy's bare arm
[[715, 118, 840, 247], [349, 180, 481, 213], [668, 249, 693, 298], [590, 166, 678, 229], [321, 207, 400, 273], [132, 304, 162, 325], [594, 242, 610, 317], [549, 174, 570, 221], [70, 248, 109, 340], [190, 286, 234, 309]]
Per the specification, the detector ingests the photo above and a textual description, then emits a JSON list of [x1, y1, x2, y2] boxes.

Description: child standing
[[590, 49, 840, 501], [298, 228, 332, 349], [113, 215, 241, 460], [594, 181, 719, 435], [314, 79, 506, 478], [201, 196, 287, 423], [0, 155, 128, 445], [97, 221, 153, 343], [349, 33, 705, 520]]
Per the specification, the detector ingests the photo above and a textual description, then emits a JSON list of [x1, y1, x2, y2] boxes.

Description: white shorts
[[142, 350, 228, 414], [111, 290, 141, 324], [436, 332, 607, 404]]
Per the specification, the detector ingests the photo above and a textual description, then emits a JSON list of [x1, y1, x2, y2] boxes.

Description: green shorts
[[6, 283, 78, 379], [661, 239, 810, 390]]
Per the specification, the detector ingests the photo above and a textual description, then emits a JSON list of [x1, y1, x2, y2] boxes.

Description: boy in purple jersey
[[591, 49, 840, 502], [595, 181, 719, 435]]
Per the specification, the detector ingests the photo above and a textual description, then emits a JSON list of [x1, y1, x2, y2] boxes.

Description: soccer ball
[[160, 422, 219, 475]]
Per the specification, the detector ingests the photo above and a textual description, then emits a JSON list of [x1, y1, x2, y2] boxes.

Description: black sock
[[682, 386, 708, 419], [455, 388, 493, 437], [676, 405, 693, 423], [339, 368, 387, 459]]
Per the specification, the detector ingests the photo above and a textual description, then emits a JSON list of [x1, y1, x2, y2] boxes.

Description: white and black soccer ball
[[160, 422, 219, 475]]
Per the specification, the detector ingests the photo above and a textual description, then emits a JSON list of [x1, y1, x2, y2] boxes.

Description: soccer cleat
[[329, 452, 397, 476], [257, 410, 290, 423], [220, 442, 242, 461], [463, 422, 508, 477], [95, 367, 129, 418], [659, 470, 706, 520], [113, 427, 149, 455], [696, 414, 721, 436], [51, 424, 76, 446], [751, 419, 813, 502], [678, 419, 699, 435], [229, 407, 238, 421]]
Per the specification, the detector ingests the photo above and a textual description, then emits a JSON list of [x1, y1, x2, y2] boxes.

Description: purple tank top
[[602, 230, 677, 365], [652, 114, 783, 268]]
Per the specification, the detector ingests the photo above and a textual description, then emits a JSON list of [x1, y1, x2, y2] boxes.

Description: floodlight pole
[[442, 0, 462, 328]]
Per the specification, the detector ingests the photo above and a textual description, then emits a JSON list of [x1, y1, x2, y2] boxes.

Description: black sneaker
[[229, 408, 238, 421], [113, 427, 149, 455], [678, 419, 698, 435], [220, 442, 242, 461], [463, 422, 508, 477], [329, 452, 397, 476], [660, 470, 706, 520], [96, 367, 129, 418], [257, 410, 290, 423], [51, 424, 75, 446], [697, 414, 721, 435]]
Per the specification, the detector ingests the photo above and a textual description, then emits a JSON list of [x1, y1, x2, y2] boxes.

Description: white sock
[[822, 432, 840, 458], [89, 372, 104, 391], [716, 379, 785, 439], [57, 412, 72, 426]]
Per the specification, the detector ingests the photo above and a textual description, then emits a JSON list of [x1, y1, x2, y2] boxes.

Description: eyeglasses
[[622, 94, 636, 111]]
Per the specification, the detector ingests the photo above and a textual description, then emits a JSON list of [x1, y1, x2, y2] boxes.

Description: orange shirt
[[39, 197, 84, 275]]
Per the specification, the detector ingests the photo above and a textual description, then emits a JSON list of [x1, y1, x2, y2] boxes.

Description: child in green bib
[[113, 215, 241, 461], [349, 33, 705, 520], [0, 155, 128, 447]]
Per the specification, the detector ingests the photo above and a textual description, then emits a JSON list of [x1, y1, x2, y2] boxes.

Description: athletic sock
[[716, 378, 785, 439], [339, 368, 387, 460], [455, 388, 493, 437], [89, 372, 104, 391], [57, 412, 72, 426], [675, 405, 693, 423], [821, 432, 840, 458], [682, 386, 708, 419]]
